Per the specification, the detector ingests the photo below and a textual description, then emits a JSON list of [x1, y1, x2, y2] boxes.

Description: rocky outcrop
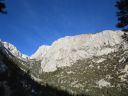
[[0, 41, 82, 96], [31, 45, 50, 60], [1, 30, 128, 96], [32, 30, 124, 72], [1, 41, 29, 60]]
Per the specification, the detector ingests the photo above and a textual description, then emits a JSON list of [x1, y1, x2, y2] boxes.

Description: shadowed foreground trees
[[0, 0, 7, 14], [116, 0, 128, 31], [0, 44, 88, 96]]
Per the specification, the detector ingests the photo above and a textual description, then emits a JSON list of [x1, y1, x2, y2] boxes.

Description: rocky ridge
[[1, 41, 29, 60], [31, 30, 125, 72], [1, 30, 128, 96]]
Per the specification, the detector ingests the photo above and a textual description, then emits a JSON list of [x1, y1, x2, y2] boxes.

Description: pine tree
[[116, 0, 128, 32], [0, 0, 7, 14]]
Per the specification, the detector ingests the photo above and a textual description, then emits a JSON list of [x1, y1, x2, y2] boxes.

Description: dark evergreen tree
[[0, 0, 7, 14], [116, 0, 128, 32]]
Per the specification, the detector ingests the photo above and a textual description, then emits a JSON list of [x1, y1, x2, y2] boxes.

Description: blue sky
[[0, 0, 118, 56]]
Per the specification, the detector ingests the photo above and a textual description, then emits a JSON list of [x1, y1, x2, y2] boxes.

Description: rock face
[[1, 41, 29, 60], [31, 45, 50, 60], [31, 30, 124, 72], [0, 42, 73, 96], [1, 30, 128, 96], [2, 41, 22, 57]]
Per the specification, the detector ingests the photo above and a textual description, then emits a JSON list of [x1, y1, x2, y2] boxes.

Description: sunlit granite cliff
[[31, 30, 125, 72], [1, 30, 128, 96]]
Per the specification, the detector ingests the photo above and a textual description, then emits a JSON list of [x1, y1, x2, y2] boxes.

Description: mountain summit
[[31, 30, 124, 72], [1, 30, 128, 96]]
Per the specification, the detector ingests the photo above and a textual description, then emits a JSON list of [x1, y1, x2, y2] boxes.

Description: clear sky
[[0, 0, 118, 56]]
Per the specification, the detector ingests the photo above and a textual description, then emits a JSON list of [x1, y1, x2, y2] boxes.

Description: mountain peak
[[1, 30, 128, 96], [31, 30, 124, 72], [0, 41, 29, 60]]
